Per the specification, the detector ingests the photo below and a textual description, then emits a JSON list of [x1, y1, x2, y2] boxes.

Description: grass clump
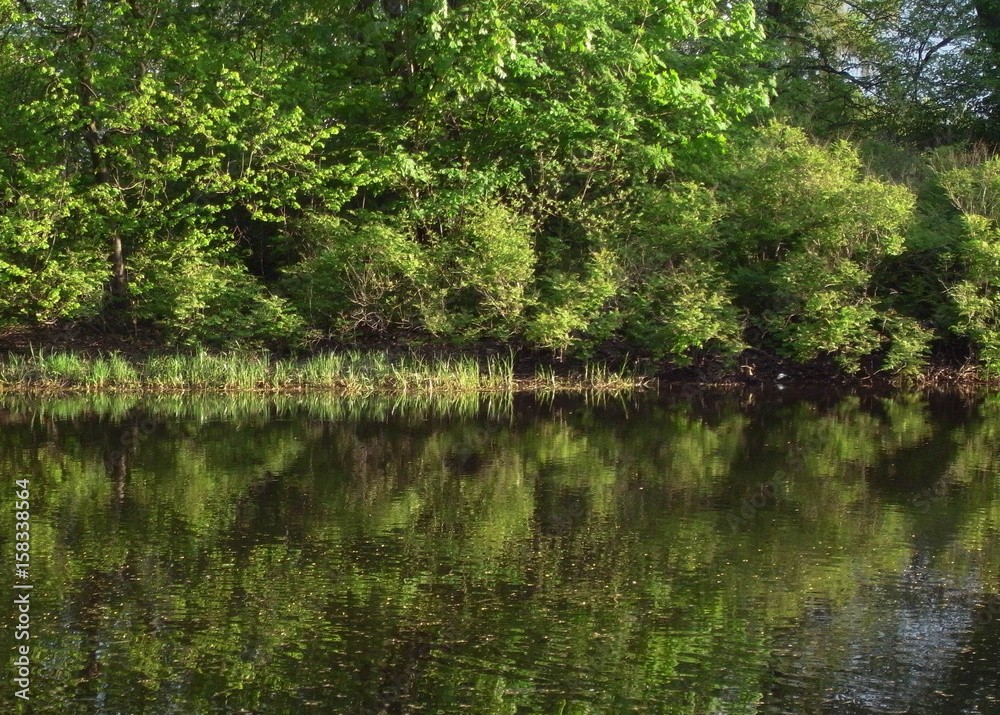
[[0, 349, 643, 394]]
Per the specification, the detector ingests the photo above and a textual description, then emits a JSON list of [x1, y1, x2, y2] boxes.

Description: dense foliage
[[4, 0, 1000, 375]]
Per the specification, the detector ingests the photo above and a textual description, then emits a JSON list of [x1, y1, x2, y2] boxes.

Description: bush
[[422, 201, 537, 341], [717, 123, 915, 371], [282, 215, 427, 339], [129, 231, 303, 348], [283, 201, 537, 344], [926, 152, 1000, 373], [0, 170, 106, 325], [615, 184, 744, 364], [526, 247, 620, 356], [879, 311, 933, 378], [947, 214, 1000, 373]]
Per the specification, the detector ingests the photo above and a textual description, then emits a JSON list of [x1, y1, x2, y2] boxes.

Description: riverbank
[[0, 345, 992, 396], [0, 348, 649, 393], [0, 325, 992, 393]]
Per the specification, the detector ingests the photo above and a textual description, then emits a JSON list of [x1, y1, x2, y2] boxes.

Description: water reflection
[[1, 389, 999, 713]]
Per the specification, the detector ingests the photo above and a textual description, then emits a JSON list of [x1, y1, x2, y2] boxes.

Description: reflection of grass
[[0, 391, 517, 423], [0, 348, 646, 394]]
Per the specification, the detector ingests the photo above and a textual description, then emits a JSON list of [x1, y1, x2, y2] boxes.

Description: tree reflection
[[0, 390, 998, 713]]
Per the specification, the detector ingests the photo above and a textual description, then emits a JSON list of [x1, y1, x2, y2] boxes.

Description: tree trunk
[[111, 235, 127, 298]]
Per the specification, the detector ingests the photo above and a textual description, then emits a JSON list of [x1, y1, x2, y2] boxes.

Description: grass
[[0, 390, 518, 424], [0, 348, 648, 394]]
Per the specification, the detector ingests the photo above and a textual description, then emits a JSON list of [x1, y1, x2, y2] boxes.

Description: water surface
[[2, 389, 999, 714]]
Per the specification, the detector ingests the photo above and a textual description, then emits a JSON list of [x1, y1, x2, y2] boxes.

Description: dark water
[[2, 389, 1000, 714]]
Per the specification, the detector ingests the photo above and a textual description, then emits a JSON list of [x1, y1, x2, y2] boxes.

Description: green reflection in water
[[1, 389, 999, 714]]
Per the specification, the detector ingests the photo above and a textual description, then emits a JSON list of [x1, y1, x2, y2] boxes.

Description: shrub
[[927, 153, 1000, 373], [946, 214, 1000, 373], [615, 184, 744, 363], [717, 123, 915, 371], [129, 231, 303, 348], [422, 201, 537, 341], [0, 170, 106, 325], [526, 247, 620, 356], [284, 201, 537, 345], [879, 311, 934, 378], [282, 215, 427, 339]]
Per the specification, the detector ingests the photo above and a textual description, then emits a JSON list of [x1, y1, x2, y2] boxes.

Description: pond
[[2, 388, 999, 714]]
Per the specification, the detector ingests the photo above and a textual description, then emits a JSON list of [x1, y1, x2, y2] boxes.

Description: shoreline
[[1, 318, 994, 394], [0, 343, 993, 395], [0, 347, 646, 395]]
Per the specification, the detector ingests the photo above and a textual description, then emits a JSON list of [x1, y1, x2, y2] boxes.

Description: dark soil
[[0, 323, 161, 358]]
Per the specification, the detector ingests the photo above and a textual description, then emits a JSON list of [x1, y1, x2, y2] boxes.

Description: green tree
[[0, 0, 331, 343], [758, 0, 1000, 143]]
